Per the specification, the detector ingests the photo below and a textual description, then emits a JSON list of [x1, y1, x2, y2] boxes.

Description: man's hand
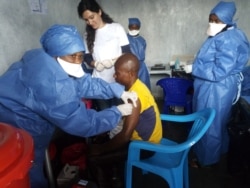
[[184, 64, 193, 73]]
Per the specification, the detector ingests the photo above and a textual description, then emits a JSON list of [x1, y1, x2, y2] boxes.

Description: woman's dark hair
[[77, 0, 114, 53]]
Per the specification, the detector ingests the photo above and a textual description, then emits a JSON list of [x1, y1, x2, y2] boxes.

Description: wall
[[99, 0, 250, 66], [0, 0, 84, 75], [0, 0, 250, 75]]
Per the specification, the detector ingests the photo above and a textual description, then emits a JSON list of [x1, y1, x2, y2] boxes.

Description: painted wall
[[98, 0, 250, 66], [0, 0, 84, 75], [0, 0, 250, 75]]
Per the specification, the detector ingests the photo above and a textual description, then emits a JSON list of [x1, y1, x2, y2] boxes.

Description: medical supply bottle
[[175, 58, 180, 70]]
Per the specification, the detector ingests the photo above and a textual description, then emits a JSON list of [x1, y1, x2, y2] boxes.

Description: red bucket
[[0, 123, 34, 188]]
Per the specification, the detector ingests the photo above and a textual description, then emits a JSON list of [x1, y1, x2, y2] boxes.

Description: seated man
[[87, 53, 163, 188]]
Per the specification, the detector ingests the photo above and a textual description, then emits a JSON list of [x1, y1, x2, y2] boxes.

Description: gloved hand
[[184, 64, 193, 73], [117, 103, 133, 116], [94, 61, 105, 72], [121, 91, 138, 107], [109, 119, 124, 139], [101, 59, 113, 68], [101, 57, 118, 68]]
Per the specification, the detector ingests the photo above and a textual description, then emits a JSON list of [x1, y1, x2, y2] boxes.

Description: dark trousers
[[87, 140, 154, 188], [87, 144, 129, 188]]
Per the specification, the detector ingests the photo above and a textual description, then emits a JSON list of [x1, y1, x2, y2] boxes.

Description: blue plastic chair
[[125, 108, 216, 188], [156, 77, 194, 114]]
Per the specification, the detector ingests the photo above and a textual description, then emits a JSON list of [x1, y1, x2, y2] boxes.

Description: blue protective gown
[[192, 26, 250, 166], [241, 66, 250, 96], [127, 34, 151, 90], [0, 49, 124, 188]]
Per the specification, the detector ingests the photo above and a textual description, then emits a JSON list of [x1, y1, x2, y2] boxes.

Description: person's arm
[[117, 22, 131, 54], [88, 99, 141, 155], [78, 73, 124, 99], [36, 80, 123, 137], [136, 37, 146, 62], [121, 44, 131, 53], [84, 53, 95, 67], [78, 74, 138, 106], [192, 36, 247, 82]]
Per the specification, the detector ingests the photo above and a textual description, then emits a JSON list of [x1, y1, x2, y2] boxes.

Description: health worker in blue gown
[[191, 1, 250, 166], [127, 18, 151, 90], [0, 24, 138, 188]]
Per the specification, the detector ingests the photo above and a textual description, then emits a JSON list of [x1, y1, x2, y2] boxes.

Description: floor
[[131, 125, 250, 188], [132, 161, 250, 188]]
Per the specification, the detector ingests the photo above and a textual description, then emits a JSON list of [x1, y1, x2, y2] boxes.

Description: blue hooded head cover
[[40, 24, 85, 57], [210, 1, 236, 25], [128, 18, 141, 27]]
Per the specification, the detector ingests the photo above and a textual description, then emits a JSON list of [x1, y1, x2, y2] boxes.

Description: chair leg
[[126, 164, 133, 188], [183, 161, 189, 188], [45, 148, 56, 188], [171, 170, 184, 188]]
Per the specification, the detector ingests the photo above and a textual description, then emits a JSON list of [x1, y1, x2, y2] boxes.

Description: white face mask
[[57, 57, 84, 78], [206, 23, 227, 37], [128, 30, 140, 36]]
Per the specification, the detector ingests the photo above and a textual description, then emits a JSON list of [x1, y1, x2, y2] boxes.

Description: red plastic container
[[0, 123, 34, 188]]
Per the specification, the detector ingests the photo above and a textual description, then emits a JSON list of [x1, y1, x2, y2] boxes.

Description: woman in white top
[[78, 0, 131, 110]]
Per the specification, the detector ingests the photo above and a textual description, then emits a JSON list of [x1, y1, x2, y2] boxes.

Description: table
[[171, 69, 193, 79], [148, 65, 171, 99]]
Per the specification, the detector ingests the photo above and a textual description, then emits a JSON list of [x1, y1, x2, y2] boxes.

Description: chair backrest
[[156, 77, 193, 104], [160, 108, 216, 152]]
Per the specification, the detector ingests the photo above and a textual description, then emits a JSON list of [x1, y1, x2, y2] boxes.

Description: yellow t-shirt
[[129, 79, 162, 143]]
